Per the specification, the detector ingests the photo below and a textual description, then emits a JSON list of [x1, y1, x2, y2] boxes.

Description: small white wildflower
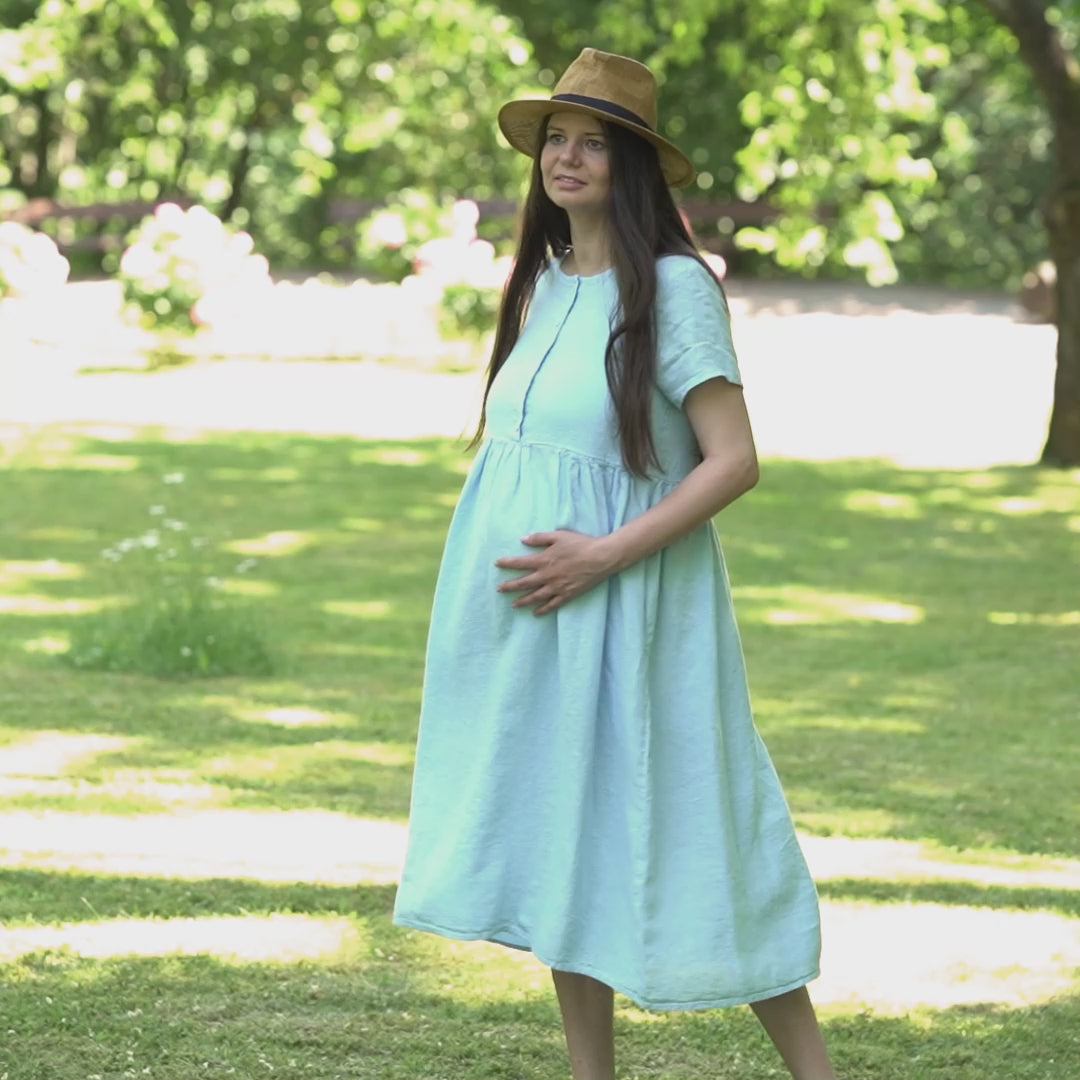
[[149, 505, 166, 516], [180, 646, 192, 657], [163, 518, 186, 531], [206, 576, 222, 588], [163, 472, 185, 485], [117, 538, 137, 553], [235, 558, 256, 574], [140, 530, 160, 549], [191, 537, 208, 549]]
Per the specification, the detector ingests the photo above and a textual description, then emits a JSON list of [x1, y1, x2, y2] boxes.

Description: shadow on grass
[[0, 867, 397, 924], [1, 426, 1078, 853], [0, 869, 1076, 1079], [0, 868, 1075, 1080], [816, 877, 1080, 919]]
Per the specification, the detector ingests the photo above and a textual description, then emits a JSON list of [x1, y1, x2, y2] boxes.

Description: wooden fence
[[3, 195, 775, 256]]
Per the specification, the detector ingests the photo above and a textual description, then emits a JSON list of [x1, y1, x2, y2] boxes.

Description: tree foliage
[[497, 0, 1058, 288], [0, 0, 1073, 292], [0, 0, 539, 266]]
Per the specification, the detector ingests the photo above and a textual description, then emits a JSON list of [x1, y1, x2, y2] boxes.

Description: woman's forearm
[[598, 453, 758, 575]]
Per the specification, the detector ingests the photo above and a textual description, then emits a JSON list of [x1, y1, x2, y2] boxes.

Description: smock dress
[[392, 253, 821, 1011]]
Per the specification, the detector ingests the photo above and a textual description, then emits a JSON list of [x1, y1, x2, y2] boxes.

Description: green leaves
[[0, 0, 538, 267]]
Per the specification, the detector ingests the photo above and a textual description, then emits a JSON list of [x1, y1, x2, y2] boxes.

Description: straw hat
[[498, 48, 696, 188]]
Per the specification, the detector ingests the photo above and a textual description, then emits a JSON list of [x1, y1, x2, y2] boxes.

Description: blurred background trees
[[0, 0, 539, 268], [1, 0, 1077, 462]]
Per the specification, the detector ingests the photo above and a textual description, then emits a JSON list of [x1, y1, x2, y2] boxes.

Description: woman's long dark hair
[[470, 116, 726, 477]]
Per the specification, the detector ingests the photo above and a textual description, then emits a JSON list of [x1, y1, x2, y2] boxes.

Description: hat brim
[[497, 98, 697, 189]]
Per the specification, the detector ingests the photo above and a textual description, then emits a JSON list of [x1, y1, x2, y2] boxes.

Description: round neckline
[[555, 253, 615, 283]]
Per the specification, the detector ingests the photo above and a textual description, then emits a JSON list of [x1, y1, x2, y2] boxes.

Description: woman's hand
[[494, 530, 615, 616]]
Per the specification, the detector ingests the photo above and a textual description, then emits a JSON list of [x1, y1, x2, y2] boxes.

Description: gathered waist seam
[[482, 435, 681, 488]]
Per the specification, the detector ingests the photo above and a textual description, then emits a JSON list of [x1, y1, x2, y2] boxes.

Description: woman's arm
[[495, 377, 757, 615], [600, 377, 757, 573]]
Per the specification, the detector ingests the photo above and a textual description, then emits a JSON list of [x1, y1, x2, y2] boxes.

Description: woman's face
[[540, 111, 610, 217]]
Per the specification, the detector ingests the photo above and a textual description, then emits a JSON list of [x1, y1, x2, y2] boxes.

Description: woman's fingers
[[498, 573, 539, 594], [512, 587, 551, 609]]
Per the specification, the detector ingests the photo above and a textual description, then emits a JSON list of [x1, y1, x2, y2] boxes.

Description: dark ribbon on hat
[[551, 93, 652, 131]]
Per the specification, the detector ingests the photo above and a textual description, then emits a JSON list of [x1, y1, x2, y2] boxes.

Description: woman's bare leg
[[551, 969, 615, 1080], [750, 986, 835, 1080]]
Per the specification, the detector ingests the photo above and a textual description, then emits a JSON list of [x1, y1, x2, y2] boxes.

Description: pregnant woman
[[393, 47, 837, 1080]]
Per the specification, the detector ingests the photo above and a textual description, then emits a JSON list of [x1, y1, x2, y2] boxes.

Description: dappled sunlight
[[212, 465, 302, 482], [217, 577, 278, 597], [341, 516, 382, 532], [816, 901, 1080, 1010], [723, 537, 786, 560], [734, 585, 924, 625], [0, 559, 83, 586], [238, 705, 349, 728], [21, 634, 69, 655], [960, 472, 1008, 490], [351, 446, 433, 467], [802, 835, 1080, 890], [0, 732, 136, 776], [778, 716, 926, 734], [0, 594, 109, 615], [23, 526, 98, 542], [323, 599, 393, 619], [424, 934, 554, 1000], [226, 530, 315, 557], [0, 913, 357, 964], [374, 448, 429, 466], [843, 490, 923, 518], [203, 740, 414, 808], [992, 496, 1045, 515], [196, 693, 355, 729], [0, 809, 408, 884], [296, 641, 377, 657], [0, 773, 222, 806], [68, 453, 139, 471], [794, 808, 907, 839], [7, 808, 1077, 897], [988, 610, 1080, 626], [353, 743, 413, 767]]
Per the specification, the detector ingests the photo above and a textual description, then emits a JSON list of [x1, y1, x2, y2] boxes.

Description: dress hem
[[392, 911, 820, 1012]]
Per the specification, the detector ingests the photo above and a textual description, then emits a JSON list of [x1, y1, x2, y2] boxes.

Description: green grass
[[1, 422, 1078, 1079]]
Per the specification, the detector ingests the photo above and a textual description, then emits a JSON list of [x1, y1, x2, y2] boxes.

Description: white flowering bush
[[119, 203, 271, 336], [357, 188, 447, 284], [63, 472, 274, 678], [0, 221, 70, 299], [360, 194, 511, 346]]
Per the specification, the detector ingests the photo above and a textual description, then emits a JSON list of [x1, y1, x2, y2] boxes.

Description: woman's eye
[[587, 140, 605, 151]]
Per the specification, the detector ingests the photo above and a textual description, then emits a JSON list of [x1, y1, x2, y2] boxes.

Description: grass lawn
[[0, 421, 1078, 1079]]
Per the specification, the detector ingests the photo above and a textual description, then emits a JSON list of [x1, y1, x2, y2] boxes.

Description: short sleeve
[[654, 255, 742, 408]]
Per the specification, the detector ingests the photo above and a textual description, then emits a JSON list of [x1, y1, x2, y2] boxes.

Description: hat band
[[550, 93, 652, 132]]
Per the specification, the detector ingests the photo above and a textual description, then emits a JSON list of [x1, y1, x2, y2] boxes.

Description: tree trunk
[[220, 135, 253, 223], [981, 0, 1080, 465], [1042, 165, 1080, 465]]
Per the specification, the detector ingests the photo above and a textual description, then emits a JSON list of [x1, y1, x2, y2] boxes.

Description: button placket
[[516, 279, 581, 438]]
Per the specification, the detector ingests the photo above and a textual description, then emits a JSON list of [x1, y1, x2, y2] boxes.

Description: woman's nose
[[559, 138, 582, 163]]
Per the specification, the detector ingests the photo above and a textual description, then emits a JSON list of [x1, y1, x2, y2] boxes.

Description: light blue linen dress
[[392, 253, 821, 1010]]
